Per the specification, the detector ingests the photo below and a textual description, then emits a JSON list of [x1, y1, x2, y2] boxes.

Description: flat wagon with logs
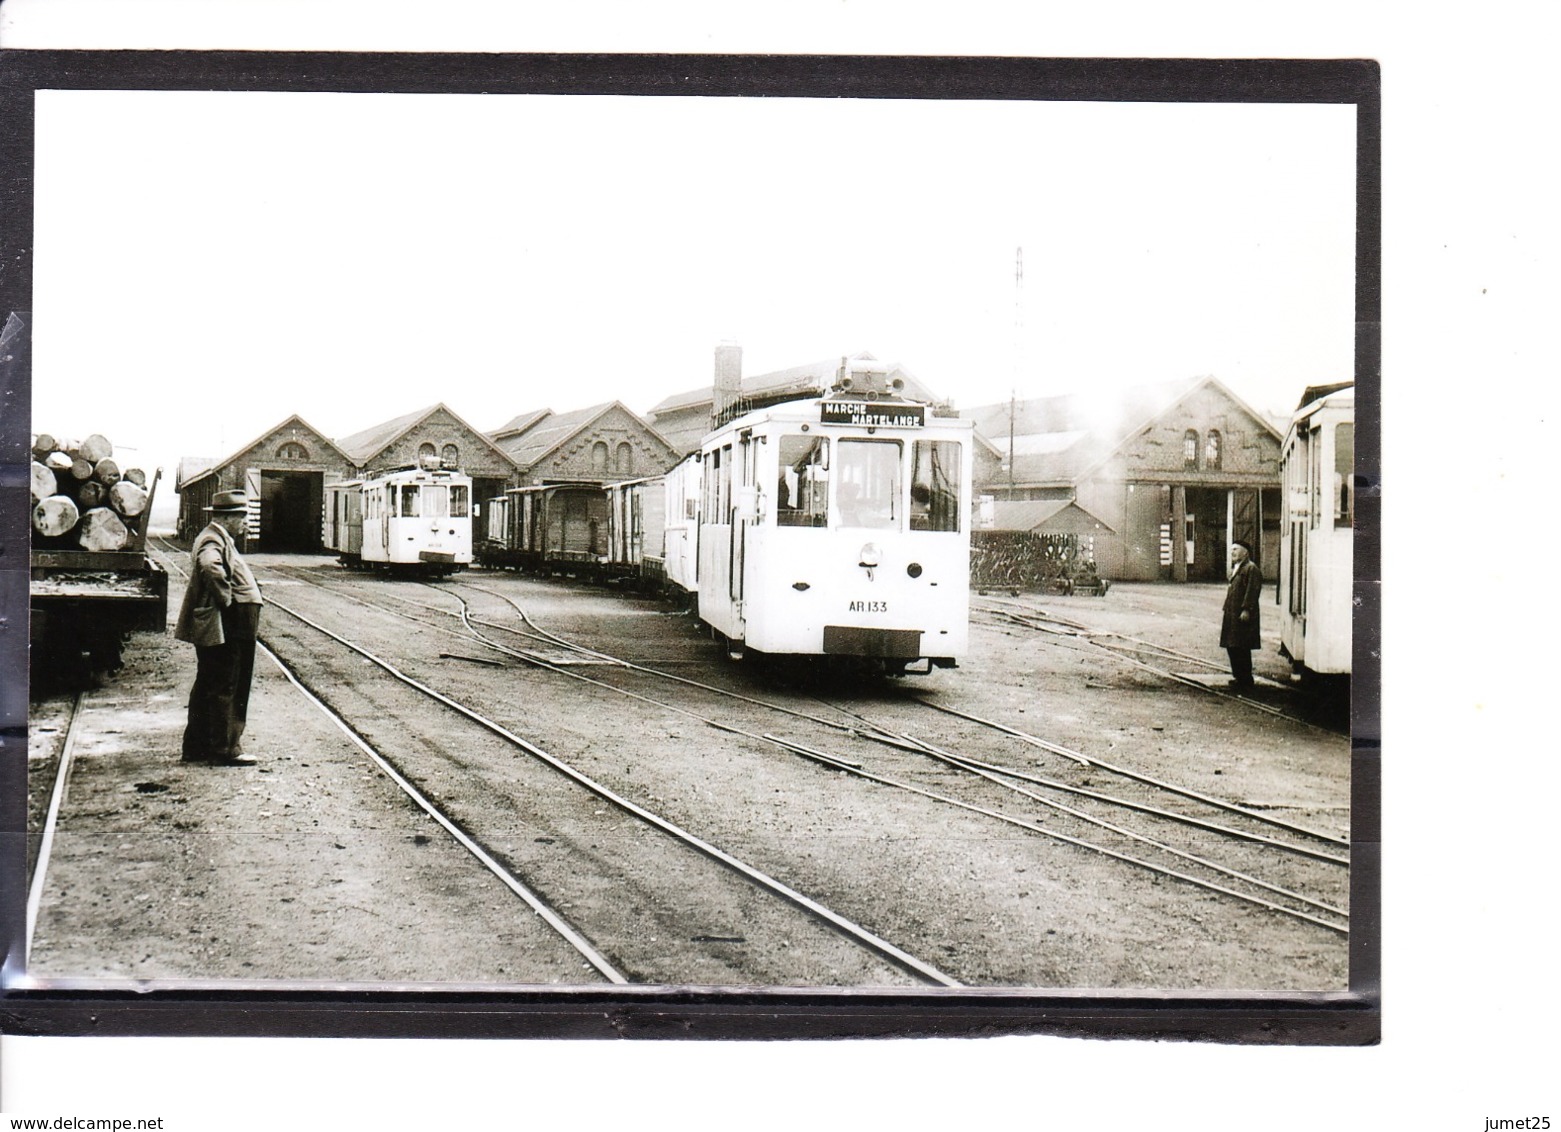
[[30, 430, 168, 681]]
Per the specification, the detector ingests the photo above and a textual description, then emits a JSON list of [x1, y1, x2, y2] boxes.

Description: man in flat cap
[[1220, 539, 1262, 691], [174, 490, 264, 766]]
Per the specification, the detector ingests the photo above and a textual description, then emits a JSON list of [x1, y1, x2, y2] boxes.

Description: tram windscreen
[[399, 485, 421, 517], [911, 440, 962, 532], [422, 484, 449, 518], [836, 440, 902, 530], [450, 484, 470, 518], [777, 435, 830, 527]]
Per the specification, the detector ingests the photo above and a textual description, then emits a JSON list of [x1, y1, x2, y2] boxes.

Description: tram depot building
[[176, 353, 1286, 584], [963, 375, 1287, 583]]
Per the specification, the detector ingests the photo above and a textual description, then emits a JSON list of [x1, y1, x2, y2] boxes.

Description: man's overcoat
[[1220, 557, 1263, 650]]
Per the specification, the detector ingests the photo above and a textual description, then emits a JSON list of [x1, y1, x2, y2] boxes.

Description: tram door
[[699, 443, 738, 641], [731, 434, 757, 612]]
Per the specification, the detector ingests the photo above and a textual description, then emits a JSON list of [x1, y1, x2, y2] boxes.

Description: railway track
[[972, 595, 1342, 733], [259, 562, 1349, 940], [155, 541, 958, 987]]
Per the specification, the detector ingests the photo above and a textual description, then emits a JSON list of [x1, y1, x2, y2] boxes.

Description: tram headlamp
[[858, 542, 881, 568]]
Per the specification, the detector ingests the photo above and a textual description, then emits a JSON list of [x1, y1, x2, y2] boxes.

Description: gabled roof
[[335, 404, 439, 464], [176, 414, 354, 492], [491, 408, 553, 440], [988, 499, 1116, 533], [335, 402, 519, 471], [492, 400, 677, 471]]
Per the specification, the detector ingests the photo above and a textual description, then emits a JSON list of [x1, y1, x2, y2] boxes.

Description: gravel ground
[[24, 550, 1351, 992]]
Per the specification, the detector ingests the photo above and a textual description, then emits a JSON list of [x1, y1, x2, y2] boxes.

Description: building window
[[1183, 430, 1200, 469], [419, 442, 437, 461], [1204, 430, 1222, 470], [592, 441, 609, 475], [277, 441, 309, 461], [616, 442, 633, 475], [442, 443, 459, 467]]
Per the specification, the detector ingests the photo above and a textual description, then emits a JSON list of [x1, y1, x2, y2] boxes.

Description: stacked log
[[30, 432, 155, 552]]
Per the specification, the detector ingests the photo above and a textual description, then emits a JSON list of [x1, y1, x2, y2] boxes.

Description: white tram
[[664, 365, 973, 674], [1278, 383, 1354, 677], [323, 459, 473, 575]]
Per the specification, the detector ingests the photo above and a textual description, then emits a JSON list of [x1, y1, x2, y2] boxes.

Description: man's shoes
[[182, 753, 258, 766]]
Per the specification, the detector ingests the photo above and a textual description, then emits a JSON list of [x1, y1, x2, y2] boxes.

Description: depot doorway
[[259, 470, 324, 552]]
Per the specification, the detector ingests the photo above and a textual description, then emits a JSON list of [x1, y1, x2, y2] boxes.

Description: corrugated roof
[[493, 401, 616, 469], [988, 499, 1115, 533], [492, 408, 553, 439], [335, 404, 440, 464]]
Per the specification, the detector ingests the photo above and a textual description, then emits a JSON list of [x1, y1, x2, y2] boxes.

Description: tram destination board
[[820, 400, 926, 427]]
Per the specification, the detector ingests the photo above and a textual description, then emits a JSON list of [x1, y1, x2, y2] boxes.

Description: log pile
[[30, 432, 155, 552]]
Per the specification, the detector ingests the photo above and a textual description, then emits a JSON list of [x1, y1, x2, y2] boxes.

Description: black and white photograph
[[2, 1, 1555, 1124], [7, 56, 1374, 1015]]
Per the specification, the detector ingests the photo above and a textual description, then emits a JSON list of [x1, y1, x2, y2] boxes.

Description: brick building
[[966, 376, 1286, 582], [489, 401, 680, 486], [174, 415, 355, 550]]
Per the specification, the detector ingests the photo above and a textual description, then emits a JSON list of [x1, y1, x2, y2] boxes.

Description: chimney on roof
[[712, 341, 743, 426]]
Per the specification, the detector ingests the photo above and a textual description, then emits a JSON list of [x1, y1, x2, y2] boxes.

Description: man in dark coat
[[174, 490, 264, 766], [1220, 539, 1262, 690]]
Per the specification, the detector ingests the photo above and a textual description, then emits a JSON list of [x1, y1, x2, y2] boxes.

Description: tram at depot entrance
[[664, 364, 973, 674], [323, 458, 474, 575]]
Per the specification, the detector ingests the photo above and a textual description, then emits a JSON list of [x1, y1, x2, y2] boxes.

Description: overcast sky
[[31, 89, 1355, 513]]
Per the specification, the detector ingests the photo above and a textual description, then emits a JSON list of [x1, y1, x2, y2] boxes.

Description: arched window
[[1204, 430, 1222, 470], [441, 443, 459, 468], [1183, 430, 1200, 469], [418, 442, 437, 460], [615, 442, 633, 475], [277, 441, 309, 461], [591, 441, 609, 474]]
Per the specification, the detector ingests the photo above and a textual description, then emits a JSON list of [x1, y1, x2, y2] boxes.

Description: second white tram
[[323, 461, 474, 575], [664, 370, 973, 674], [1277, 384, 1354, 676]]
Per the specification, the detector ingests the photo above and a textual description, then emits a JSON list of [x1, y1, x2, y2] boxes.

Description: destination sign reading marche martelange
[[820, 401, 926, 427]]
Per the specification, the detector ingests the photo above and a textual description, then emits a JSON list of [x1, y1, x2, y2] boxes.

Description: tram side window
[[450, 484, 469, 518], [1309, 426, 1324, 530], [400, 484, 421, 517], [1333, 422, 1354, 528], [836, 440, 902, 530], [703, 446, 734, 523], [911, 440, 962, 532], [702, 448, 718, 523], [776, 435, 830, 527], [718, 444, 733, 520]]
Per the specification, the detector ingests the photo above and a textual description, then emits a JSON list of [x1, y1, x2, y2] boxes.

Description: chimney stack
[[712, 341, 743, 425]]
